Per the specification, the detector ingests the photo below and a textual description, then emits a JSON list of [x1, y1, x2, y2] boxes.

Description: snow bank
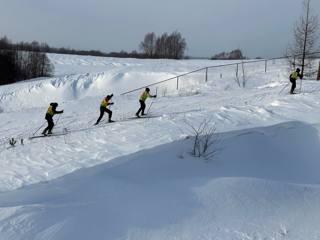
[[0, 122, 320, 239]]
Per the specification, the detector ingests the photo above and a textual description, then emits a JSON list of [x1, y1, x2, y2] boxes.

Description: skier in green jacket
[[95, 94, 114, 125], [289, 68, 303, 94], [42, 102, 64, 135], [136, 88, 156, 117]]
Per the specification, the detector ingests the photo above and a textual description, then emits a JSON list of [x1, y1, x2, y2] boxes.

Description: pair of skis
[[29, 128, 68, 140], [29, 114, 157, 139]]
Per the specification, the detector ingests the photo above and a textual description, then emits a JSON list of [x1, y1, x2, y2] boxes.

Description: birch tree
[[288, 0, 319, 77]]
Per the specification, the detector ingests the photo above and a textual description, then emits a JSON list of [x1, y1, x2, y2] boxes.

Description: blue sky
[[0, 0, 319, 58]]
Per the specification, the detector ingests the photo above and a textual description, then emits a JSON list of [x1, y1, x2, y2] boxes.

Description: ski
[[29, 132, 68, 139], [93, 120, 116, 126], [127, 115, 159, 120], [94, 115, 159, 126]]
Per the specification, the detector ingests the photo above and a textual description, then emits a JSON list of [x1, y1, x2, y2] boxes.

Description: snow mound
[[0, 122, 320, 239]]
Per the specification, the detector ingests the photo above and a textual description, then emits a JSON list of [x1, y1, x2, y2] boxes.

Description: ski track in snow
[[0, 54, 320, 239]]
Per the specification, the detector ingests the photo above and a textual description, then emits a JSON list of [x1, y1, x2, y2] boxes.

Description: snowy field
[[0, 54, 320, 239]]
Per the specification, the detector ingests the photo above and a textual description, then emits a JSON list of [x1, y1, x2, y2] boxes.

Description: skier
[[289, 68, 302, 94], [42, 102, 64, 135], [136, 87, 156, 118], [95, 94, 114, 125]]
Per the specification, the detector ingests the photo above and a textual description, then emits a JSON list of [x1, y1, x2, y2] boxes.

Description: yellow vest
[[101, 98, 109, 107], [47, 106, 55, 116], [290, 72, 299, 80], [140, 91, 150, 101]]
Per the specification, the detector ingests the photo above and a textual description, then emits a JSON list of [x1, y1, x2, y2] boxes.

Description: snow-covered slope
[[1, 122, 320, 239], [1, 54, 320, 239]]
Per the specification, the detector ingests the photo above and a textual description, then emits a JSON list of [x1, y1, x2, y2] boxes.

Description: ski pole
[[55, 114, 62, 126], [146, 101, 154, 115], [146, 89, 158, 115], [32, 122, 46, 136]]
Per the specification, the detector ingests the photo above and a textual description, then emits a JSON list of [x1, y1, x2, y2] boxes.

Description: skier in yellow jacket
[[289, 68, 303, 94], [95, 94, 114, 125], [42, 102, 64, 135], [136, 88, 156, 118]]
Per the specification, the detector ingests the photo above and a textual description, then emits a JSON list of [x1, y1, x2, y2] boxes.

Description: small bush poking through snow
[[9, 138, 17, 147], [185, 119, 218, 160]]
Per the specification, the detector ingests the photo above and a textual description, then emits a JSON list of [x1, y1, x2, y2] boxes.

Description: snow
[[1, 53, 320, 239]]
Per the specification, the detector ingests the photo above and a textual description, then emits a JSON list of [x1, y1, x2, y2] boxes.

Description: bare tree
[[154, 31, 186, 59], [155, 33, 168, 58], [288, 0, 319, 77], [168, 31, 187, 59], [139, 32, 156, 58], [184, 119, 218, 160], [0, 36, 11, 49]]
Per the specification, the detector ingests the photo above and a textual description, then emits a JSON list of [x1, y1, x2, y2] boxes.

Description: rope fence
[[120, 52, 320, 96]]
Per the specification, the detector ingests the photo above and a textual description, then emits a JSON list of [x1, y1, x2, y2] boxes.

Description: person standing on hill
[[136, 87, 156, 117], [289, 68, 303, 94], [95, 94, 114, 125], [42, 102, 64, 135]]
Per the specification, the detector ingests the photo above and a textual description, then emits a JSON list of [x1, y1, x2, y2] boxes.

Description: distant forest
[[0, 36, 133, 58], [0, 31, 188, 60], [139, 31, 187, 59], [0, 32, 188, 85], [0, 36, 54, 85], [211, 49, 246, 60], [0, 33, 257, 86]]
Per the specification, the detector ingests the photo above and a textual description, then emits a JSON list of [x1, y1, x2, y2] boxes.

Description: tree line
[[0, 31, 188, 60], [0, 36, 109, 57], [0, 37, 54, 86], [0, 31, 188, 85], [139, 31, 187, 59]]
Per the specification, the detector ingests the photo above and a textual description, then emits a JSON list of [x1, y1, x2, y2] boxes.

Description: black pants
[[136, 100, 146, 115], [43, 114, 54, 134], [290, 78, 296, 94], [96, 106, 112, 124]]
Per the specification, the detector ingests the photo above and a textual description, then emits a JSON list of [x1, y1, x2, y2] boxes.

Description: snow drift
[[0, 122, 320, 239]]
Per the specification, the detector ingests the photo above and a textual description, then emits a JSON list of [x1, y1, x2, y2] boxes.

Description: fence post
[[265, 60, 267, 73], [317, 61, 320, 81], [205, 67, 208, 82], [241, 61, 246, 88], [236, 63, 239, 78], [176, 77, 179, 90]]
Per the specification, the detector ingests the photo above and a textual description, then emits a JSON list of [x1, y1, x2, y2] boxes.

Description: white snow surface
[[1, 54, 320, 239]]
